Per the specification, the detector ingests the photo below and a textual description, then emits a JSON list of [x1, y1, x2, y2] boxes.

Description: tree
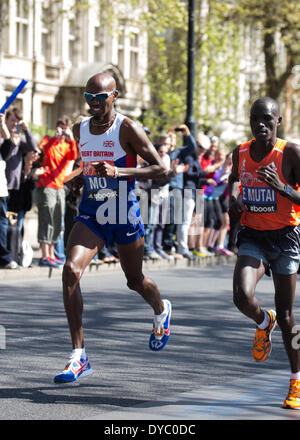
[[221, 0, 300, 100], [139, 0, 242, 137], [136, 0, 188, 134], [194, 1, 241, 132]]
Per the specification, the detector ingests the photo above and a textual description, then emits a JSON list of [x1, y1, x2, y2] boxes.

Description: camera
[[174, 127, 184, 132]]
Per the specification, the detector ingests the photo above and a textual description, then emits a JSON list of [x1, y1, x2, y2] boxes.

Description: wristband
[[283, 184, 293, 196], [114, 166, 119, 178]]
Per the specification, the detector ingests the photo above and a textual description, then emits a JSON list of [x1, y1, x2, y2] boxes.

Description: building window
[[68, 17, 76, 63], [42, 102, 54, 130], [41, 4, 51, 62], [117, 28, 125, 72], [129, 32, 139, 78], [94, 22, 103, 62], [16, 0, 29, 57]]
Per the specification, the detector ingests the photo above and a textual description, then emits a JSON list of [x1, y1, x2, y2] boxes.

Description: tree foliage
[[138, 0, 242, 137], [220, 0, 300, 100], [194, 1, 241, 133], [141, 0, 300, 136]]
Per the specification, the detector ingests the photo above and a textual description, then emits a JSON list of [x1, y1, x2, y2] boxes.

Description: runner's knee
[[233, 286, 253, 311], [276, 310, 294, 333], [127, 275, 145, 292], [63, 261, 81, 286]]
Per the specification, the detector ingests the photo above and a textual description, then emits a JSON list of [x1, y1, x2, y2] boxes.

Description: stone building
[[0, 0, 149, 130]]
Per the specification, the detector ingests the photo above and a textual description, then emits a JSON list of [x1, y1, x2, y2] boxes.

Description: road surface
[[0, 261, 299, 422]]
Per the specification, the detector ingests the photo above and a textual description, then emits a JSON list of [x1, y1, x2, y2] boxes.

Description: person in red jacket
[[36, 116, 77, 267]]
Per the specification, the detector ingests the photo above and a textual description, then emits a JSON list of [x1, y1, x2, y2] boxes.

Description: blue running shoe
[[54, 354, 93, 383], [149, 299, 172, 351]]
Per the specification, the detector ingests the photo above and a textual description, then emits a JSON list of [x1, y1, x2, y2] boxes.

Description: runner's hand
[[92, 161, 115, 178], [65, 172, 84, 196], [256, 165, 285, 193]]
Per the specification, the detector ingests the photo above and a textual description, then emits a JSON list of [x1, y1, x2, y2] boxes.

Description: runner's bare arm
[[256, 142, 300, 206], [116, 118, 168, 179], [228, 146, 243, 220], [228, 146, 242, 201], [73, 118, 167, 180]]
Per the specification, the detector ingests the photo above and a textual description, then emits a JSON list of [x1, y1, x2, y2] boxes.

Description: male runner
[[228, 97, 300, 409], [54, 72, 172, 383]]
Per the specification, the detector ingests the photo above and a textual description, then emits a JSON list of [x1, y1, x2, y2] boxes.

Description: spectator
[[177, 145, 215, 258], [138, 132, 186, 260], [36, 116, 77, 268], [188, 133, 210, 256], [162, 124, 196, 259], [140, 134, 172, 260], [0, 129, 9, 267], [214, 152, 234, 256], [202, 147, 226, 254], [210, 135, 219, 153], [8, 150, 40, 235], [186, 134, 218, 257], [135, 127, 157, 260], [199, 138, 224, 255], [204, 149, 232, 255], [0, 154, 8, 199], [199, 134, 221, 173], [0, 108, 38, 269], [152, 142, 173, 260], [137, 158, 155, 259]]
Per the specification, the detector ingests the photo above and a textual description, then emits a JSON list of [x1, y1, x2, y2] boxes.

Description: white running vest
[[78, 113, 139, 220]]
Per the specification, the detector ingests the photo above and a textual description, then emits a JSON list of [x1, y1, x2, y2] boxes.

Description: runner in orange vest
[[229, 97, 300, 409]]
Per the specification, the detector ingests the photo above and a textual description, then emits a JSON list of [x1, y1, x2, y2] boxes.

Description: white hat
[[210, 135, 219, 143], [197, 133, 210, 150]]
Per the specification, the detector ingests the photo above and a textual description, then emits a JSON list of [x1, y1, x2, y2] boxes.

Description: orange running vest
[[238, 138, 300, 230]]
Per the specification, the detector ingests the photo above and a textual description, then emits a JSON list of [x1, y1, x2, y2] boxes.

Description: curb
[[0, 254, 236, 281]]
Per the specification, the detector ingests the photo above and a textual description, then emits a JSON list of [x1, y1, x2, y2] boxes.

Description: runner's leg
[[63, 222, 105, 348], [233, 255, 266, 324], [117, 236, 164, 315], [273, 272, 300, 373]]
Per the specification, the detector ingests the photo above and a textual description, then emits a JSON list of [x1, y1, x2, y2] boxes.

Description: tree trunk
[[263, 31, 293, 100]]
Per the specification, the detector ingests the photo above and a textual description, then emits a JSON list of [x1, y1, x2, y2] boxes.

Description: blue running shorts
[[75, 214, 145, 247]]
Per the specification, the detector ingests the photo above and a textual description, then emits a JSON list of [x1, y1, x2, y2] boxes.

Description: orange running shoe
[[252, 309, 277, 362], [283, 380, 300, 410]]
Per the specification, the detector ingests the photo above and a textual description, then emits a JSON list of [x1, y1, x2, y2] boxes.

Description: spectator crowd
[[0, 106, 238, 270], [136, 125, 237, 262]]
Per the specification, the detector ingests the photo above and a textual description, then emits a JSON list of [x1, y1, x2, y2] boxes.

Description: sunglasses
[[84, 90, 116, 102]]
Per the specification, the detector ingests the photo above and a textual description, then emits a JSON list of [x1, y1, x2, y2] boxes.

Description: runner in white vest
[[54, 72, 172, 383]]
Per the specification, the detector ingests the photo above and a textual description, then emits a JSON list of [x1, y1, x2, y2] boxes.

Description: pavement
[[0, 247, 233, 280]]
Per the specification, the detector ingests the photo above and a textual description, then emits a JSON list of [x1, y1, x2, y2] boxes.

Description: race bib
[[83, 161, 118, 201], [242, 186, 277, 213]]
